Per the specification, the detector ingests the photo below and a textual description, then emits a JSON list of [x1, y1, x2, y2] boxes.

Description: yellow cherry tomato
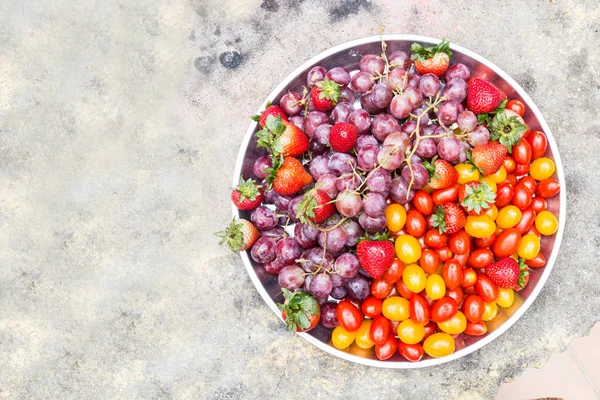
[[487, 165, 507, 184], [518, 234, 540, 260], [530, 157, 555, 181], [455, 163, 481, 185], [332, 325, 356, 349], [496, 205, 523, 229], [480, 176, 497, 193], [481, 301, 498, 321], [423, 332, 456, 358], [398, 319, 426, 345], [437, 311, 467, 335], [395, 234, 422, 264], [354, 319, 374, 349], [535, 210, 558, 236], [402, 264, 427, 293], [426, 274, 446, 300], [484, 204, 498, 221], [465, 215, 496, 238], [382, 296, 410, 321], [496, 288, 515, 308], [385, 203, 407, 233]]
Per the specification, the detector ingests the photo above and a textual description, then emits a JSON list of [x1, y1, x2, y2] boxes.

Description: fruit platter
[[218, 35, 565, 367]]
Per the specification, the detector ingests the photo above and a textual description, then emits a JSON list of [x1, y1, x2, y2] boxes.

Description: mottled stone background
[[1, 0, 599, 399]]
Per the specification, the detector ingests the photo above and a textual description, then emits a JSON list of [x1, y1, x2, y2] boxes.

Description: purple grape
[[294, 223, 318, 249], [468, 125, 490, 147], [343, 220, 363, 247], [388, 50, 410, 70], [419, 73, 441, 97], [335, 189, 363, 218], [273, 193, 292, 212], [346, 275, 370, 302], [335, 174, 362, 192], [457, 110, 478, 133], [389, 177, 415, 204], [251, 236, 277, 263], [358, 212, 387, 233], [299, 247, 333, 273], [308, 139, 327, 156], [318, 226, 348, 253], [262, 184, 276, 204], [253, 156, 272, 179], [303, 274, 314, 294], [371, 113, 401, 142], [307, 66, 327, 86], [453, 140, 471, 164], [386, 68, 408, 92], [390, 93, 412, 119], [404, 87, 423, 109], [351, 71, 375, 94], [433, 125, 449, 143], [359, 54, 385, 76], [310, 273, 333, 298], [287, 195, 303, 220], [326, 67, 351, 87], [401, 162, 429, 190], [320, 302, 340, 328], [410, 106, 430, 126], [327, 153, 356, 176], [356, 134, 379, 151], [348, 110, 371, 136], [277, 213, 290, 226], [280, 91, 303, 116], [438, 136, 461, 162], [371, 83, 393, 109], [415, 137, 438, 158], [334, 253, 360, 278], [316, 174, 339, 199], [422, 124, 438, 137], [305, 111, 329, 138], [331, 273, 346, 287], [288, 115, 304, 129], [445, 63, 470, 82], [400, 120, 417, 135], [339, 87, 356, 104], [436, 100, 463, 125], [357, 144, 379, 171], [330, 285, 347, 300], [363, 192, 387, 217], [276, 237, 302, 265], [377, 145, 404, 170], [331, 102, 354, 123], [251, 206, 278, 230], [309, 155, 330, 180], [313, 123, 332, 146], [383, 131, 411, 149], [366, 168, 392, 192], [360, 93, 381, 114], [278, 265, 305, 290], [442, 78, 467, 103], [261, 226, 286, 240], [264, 258, 285, 275]]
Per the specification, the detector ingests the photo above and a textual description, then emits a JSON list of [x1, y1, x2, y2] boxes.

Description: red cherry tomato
[[506, 100, 525, 116], [495, 182, 515, 208], [527, 131, 548, 160], [454, 252, 469, 268], [505, 173, 517, 186], [512, 139, 532, 165], [336, 300, 363, 332], [425, 228, 448, 249], [409, 293, 431, 325], [398, 341, 424, 362], [536, 178, 560, 199], [432, 184, 460, 206], [447, 286, 464, 306], [362, 296, 383, 318], [430, 296, 458, 323], [463, 286, 477, 295], [413, 190, 434, 215], [518, 176, 537, 194], [375, 334, 397, 360], [461, 267, 478, 287], [371, 278, 394, 299], [462, 295, 485, 323], [514, 163, 530, 176], [442, 260, 463, 290], [448, 230, 471, 255], [468, 248, 494, 268], [437, 246, 454, 262], [503, 156, 516, 174], [423, 321, 436, 341], [492, 228, 522, 258], [525, 225, 542, 240], [370, 315, 391, 346], [395, 279, 414, 300], [515, 207, 536, 235], [474, 274, 499, 303], [530, 196, 547, 213], [476, 234, 496, 248], [405, 209, 427, 237], [512, 185, 533, 209], [383, 258, 404, 284], [420, 248, 440, 275], [526, 253, 546, 268], [464, 321, 488, 336]]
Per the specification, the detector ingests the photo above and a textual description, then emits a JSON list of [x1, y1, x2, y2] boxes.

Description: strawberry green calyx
[[263, 154, 284, 189], [235, 177, 262, 203], [465, 150, 482, 175], [297, 188, 318, 225], [517, 258, 529, 289], [214, 218, 245, 253], [422, 156, 439, 179], [410, 38, 452, 62], [461, 182, 496, 214], [476, 100, 507, 125], [358, 231, 394, 243], [256, 115, 286, 155], [431, 206, 447, 234], [277, 289, 318, 332], [489, 111, 527, 152], [315, 79, 341, 104]]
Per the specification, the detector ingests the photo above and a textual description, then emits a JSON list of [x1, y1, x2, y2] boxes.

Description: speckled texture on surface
[[1, 0, 599, 399]]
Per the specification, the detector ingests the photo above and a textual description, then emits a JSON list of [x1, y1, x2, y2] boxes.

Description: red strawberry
[[466, 78, 502, 114], [254, 104, 288, 128], [215, 218, 260, 253], [486, 257, 528, 289], [458, 181, 496, 215], [269, 156, 313, 196], [310, 79, 340, 111], [278, 289, 320, 332], [356, 233, 395, 279], [431, 204, 466, 235], [256, 115, 309, 157], [469, 142, 507, 176], [422, 157, 459, 189], [231, 177, 264, 210], [411, 39, 452, 78], [297, 189, 335, 224], [330, 122, 358, 153]]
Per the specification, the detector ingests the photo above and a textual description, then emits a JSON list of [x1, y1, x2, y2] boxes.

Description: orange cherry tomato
[[495, 182, 515, 208], [512, 139, 532, 165], [409, 293, 431, 325], [526, 252, 546, 268], [462, 295, 485, 323], [370, 315, 391, 346], [424, 228, 448, 249], [398, 341, 424, 362], [437, 246, 454, 262], [492, 228, 522, 258], [442, 259, 463, 290], [374, 334, 397, 360], [468, 248, 494, 268], [432, 184, 460, 206], [430, 296, 458, 323], [536, 178, 560, 198], [503, 156, 516, 174], [419, 248, 439, 275], [447, 286, 464, 306], [475, 274, 499, 303], [405, 209, 427, 237], [530, 197, 547, 213], [512, 185, 533, 209], [453, 252, 469, 268], [527, 131, 548, 160], [464, 320, 488, 336], [362, 296, 383, 318], [448, 230, 471, 255], [515, 207, 536, 235], [506, 100, 525, 116], [413, 190, 434, 215], [371, 278, 394, 299], [383, 258, 404, 284]]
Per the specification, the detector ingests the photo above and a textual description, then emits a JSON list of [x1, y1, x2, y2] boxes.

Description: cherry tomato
[[354, 319, 375, 349], [442, 260, 462, 290], [496, 287, 514, 308], [423, 332, 455, 357], [398, 341, 424, 362], [476, 234, 496, 248], [512, 184, 533, 209], [405, 209, 427, 237], [402, 264, 427, 293], [455, 163, 480, 185], [462, 295, 485, 323], [454, 251, 469, 268], [492, 228, 521, 258], [430, 296, 458, 323], [468, 248, 494, 268], [436, 246, 454, 262], [481, 301, 498, 321], [437, 310, 467, 334], [536, 178, 560, 199], [425, 229, 448, 250], [464, 321, 488, 336], [503, 156, 516, 174], [423, 322, 436, 341], [409, 293, 431, 325], [331, 325, 357, 349], [475, 274, 499, 302], [505, 173, 517, 186], [374, 334, 397, 360], [514, 163, 529, 176], [448, 230, 470, 255], [426, 274, 446, 300], [447, 286, 464, 306], [518, 176, 537, 194], [383, 258, 404, 284], [419, 248, 439, 275], [526, 252, 546, 268], [515, 207, 535, 235], [362, 296, 383, 318], [512, 139, 532, 165], [386, 203, 407, 232], [497, 205, 522, 229], [461, 268, 478, 288], [395, 235, 422, 264], [495, 182, 514, 208], [398, 319, 426, 344], [506, 100, 525, 116], [465, 215, 496, 238], [336, 300, 363, 332], [413, 190, 434, 215], [527, 131, 548, 160], [530, 157, 555, 181], [480, 176, 497, 193], [382, 296, 410, 321], [395, 279, 414, 300], [487, 165, 507, 184], [536, 210, 559, 236], [531, 197, 547, 213], [484, 204, 499, 221], [370, 277, 393, 299], [369, 315, 391, 346], [518, 233, 540, 260], [432, 184, 460, 206]]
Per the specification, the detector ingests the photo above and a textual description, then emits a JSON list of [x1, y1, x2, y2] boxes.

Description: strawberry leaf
[[264, 154, 284, 189], [297, 189, 318, 225], [489, 111, 527, 153], [460, 181, 496, 214], [430, 206, 447, 233], [214, 218, 244, 253], [315, 79, 341, 104], [411, 38, 452, 62], [235, 177, 261, 203], [251, 114, 260, 122]]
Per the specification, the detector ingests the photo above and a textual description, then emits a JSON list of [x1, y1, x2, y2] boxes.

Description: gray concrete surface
[[0, 0, 599, 399]]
